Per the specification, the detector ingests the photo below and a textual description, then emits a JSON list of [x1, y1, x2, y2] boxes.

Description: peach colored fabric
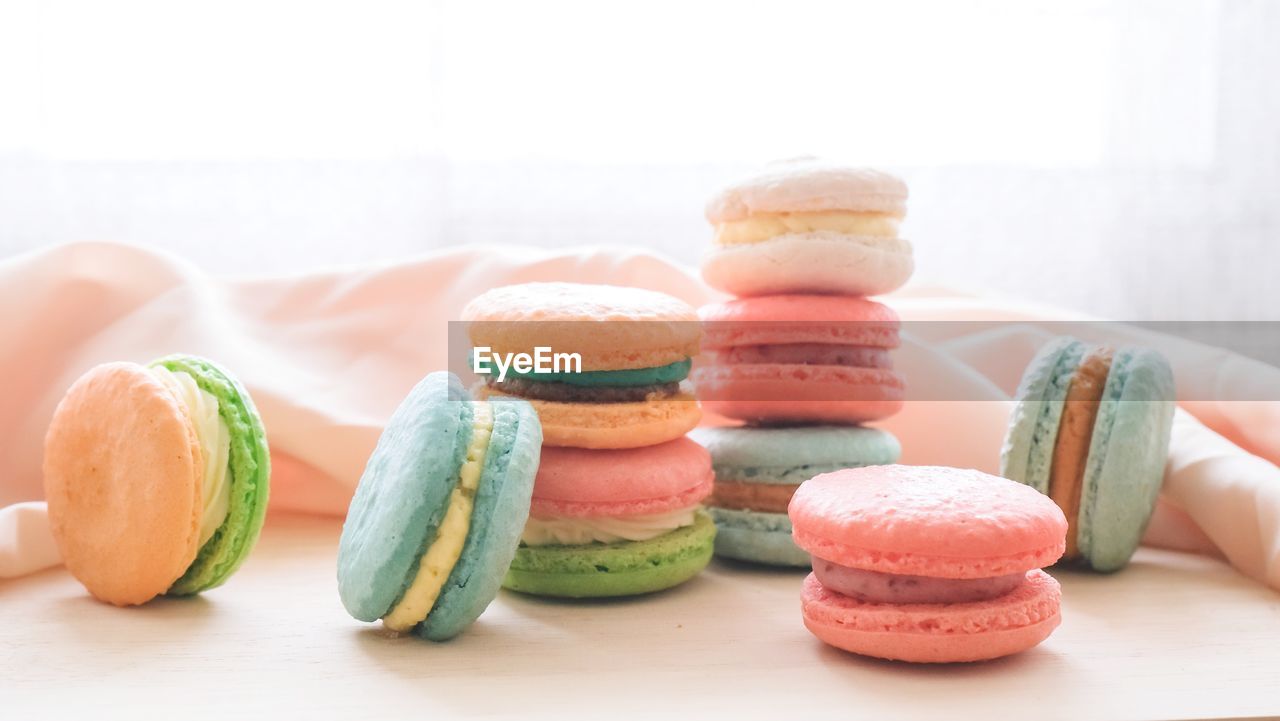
[[1, 242, 1278, 593]]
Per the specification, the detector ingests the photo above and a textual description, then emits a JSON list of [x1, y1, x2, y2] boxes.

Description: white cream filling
[[152, 367, 232, 547], [520, 506, 699, 546]]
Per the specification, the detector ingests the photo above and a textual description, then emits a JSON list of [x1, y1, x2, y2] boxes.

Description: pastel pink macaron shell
[[801, 571, 1062, 663], [699, 295, 900, 349], [530, 437, 714, 518], [789, 465, 1067, 579], [695, 365, 904, 424]]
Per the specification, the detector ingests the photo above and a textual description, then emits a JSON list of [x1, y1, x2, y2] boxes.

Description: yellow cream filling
[[151, 367, 232, 547], [382, 402, 493, 632], [714, 210, 901, 246]]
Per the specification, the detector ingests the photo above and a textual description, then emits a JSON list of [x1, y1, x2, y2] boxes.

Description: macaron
[[463, 282, 702, 449], [337, 372, 542, 640], [703, 160, 914, 298], [1001, 337, 1176, 571], [790, 465, 1067, 663], [503, 437, 715, 597], [693, 295, 905, 424], [43, 355, 270, 606], [691, 425, 901, 567]]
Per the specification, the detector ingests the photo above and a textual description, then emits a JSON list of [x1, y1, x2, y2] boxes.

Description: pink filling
[[812, 558, 1027, 604], [710, 344, 892, 368]]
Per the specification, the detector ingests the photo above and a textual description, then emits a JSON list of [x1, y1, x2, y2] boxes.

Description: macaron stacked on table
[[790, 465, 1068, 663], [337, 372, 543, 640], [43, 355, 271, 606], [462, 282, 716, 598], [1001, 337, 1176, 571], [692, 160, 914, 566], [690, 425, 900, 567]]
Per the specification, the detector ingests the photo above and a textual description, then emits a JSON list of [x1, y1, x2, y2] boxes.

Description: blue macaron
[[689, 425, 901, 567], [337, 372, 542, 640], [1001, 337, 1175, 571]]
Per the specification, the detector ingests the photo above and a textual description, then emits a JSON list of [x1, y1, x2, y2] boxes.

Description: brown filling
[[709, 481, 800, 514], [1049, 346, 1114, 559], [708, 344, 892, 369], [485, 377, 678, 403]]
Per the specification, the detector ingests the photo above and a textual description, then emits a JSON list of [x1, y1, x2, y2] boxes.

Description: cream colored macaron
[[703, 159, 914, 297]]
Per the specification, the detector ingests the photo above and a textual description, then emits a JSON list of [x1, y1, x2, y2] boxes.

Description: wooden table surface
[[5, 513, 1279, 720]]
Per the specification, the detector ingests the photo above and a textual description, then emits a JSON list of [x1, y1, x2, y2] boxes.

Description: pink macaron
[[693, 295, 905, 424], [506, 437, 717, 598], [529, 438, 714, 518], [789, 465, 1067, 663]]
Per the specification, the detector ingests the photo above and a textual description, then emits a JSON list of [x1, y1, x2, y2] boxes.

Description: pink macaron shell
[[693, 364, 905, 424], [801, 571, 1062, 663], [789, 466, 1067, 579], [700, 295, 900, 350], [529, 438, 714, 518]]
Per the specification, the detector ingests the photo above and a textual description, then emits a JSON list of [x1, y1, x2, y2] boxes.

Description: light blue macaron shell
[[709, 508, 811, 567], [338, 372, 471, 622], [1000, 337, 1085, 492], [419, 398, 542, 641], [689, 425, 901, 485], [1077, 348, 1175, 571]]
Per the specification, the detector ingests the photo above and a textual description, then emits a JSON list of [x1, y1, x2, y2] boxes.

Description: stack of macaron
[[692, 160, 914, 566], [462, 282, 716, 598], [1001, 337, 1175, 571]]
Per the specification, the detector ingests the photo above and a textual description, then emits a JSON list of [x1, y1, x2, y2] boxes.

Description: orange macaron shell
[[42, 362, 204, 606], [463, 282, 701, 371], [476, 387, 701, 449], [529, 439, 714, 517], [800, 571, 1062, 663]]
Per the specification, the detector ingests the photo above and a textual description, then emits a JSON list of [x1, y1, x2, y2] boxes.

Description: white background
[[1, 0, 1277, 319]]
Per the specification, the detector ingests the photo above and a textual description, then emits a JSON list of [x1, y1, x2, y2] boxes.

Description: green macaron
[[150, 355, 272, 595]]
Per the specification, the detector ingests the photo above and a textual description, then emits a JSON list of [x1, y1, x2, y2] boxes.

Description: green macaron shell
[[498, 358, 692, 387], [708, 507, 811, 567], [418, 399, 542, 641], [1000, 338, 1085, 494], [503, 511, 715, 598], [1076, 348, 1175, 571], [149, 355, 271, 596], [338, 373, 472, 621], [690, 426, 901, 485]]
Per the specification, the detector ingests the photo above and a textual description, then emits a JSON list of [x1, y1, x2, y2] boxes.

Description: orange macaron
[[463, 282, 702, 449], [43, 355, 270, 606]]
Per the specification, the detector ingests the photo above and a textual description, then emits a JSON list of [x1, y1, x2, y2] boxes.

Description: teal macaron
[[689, 425, 901, 567], [1001, 337, 1175, 571], [337, 371, 542, 640]]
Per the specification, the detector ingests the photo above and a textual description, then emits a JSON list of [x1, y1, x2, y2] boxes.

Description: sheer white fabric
[[1, 0, 1275, 319]]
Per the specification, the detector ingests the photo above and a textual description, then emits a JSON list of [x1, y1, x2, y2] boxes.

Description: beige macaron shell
[[702, 233, 914, 297], [43, 362, 203, 606], [463, 282, 701, 371], [706, 163, 908, 223]]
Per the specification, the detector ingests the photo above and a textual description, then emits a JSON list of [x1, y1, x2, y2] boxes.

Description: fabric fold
[[2, 242, 1277, 592]]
